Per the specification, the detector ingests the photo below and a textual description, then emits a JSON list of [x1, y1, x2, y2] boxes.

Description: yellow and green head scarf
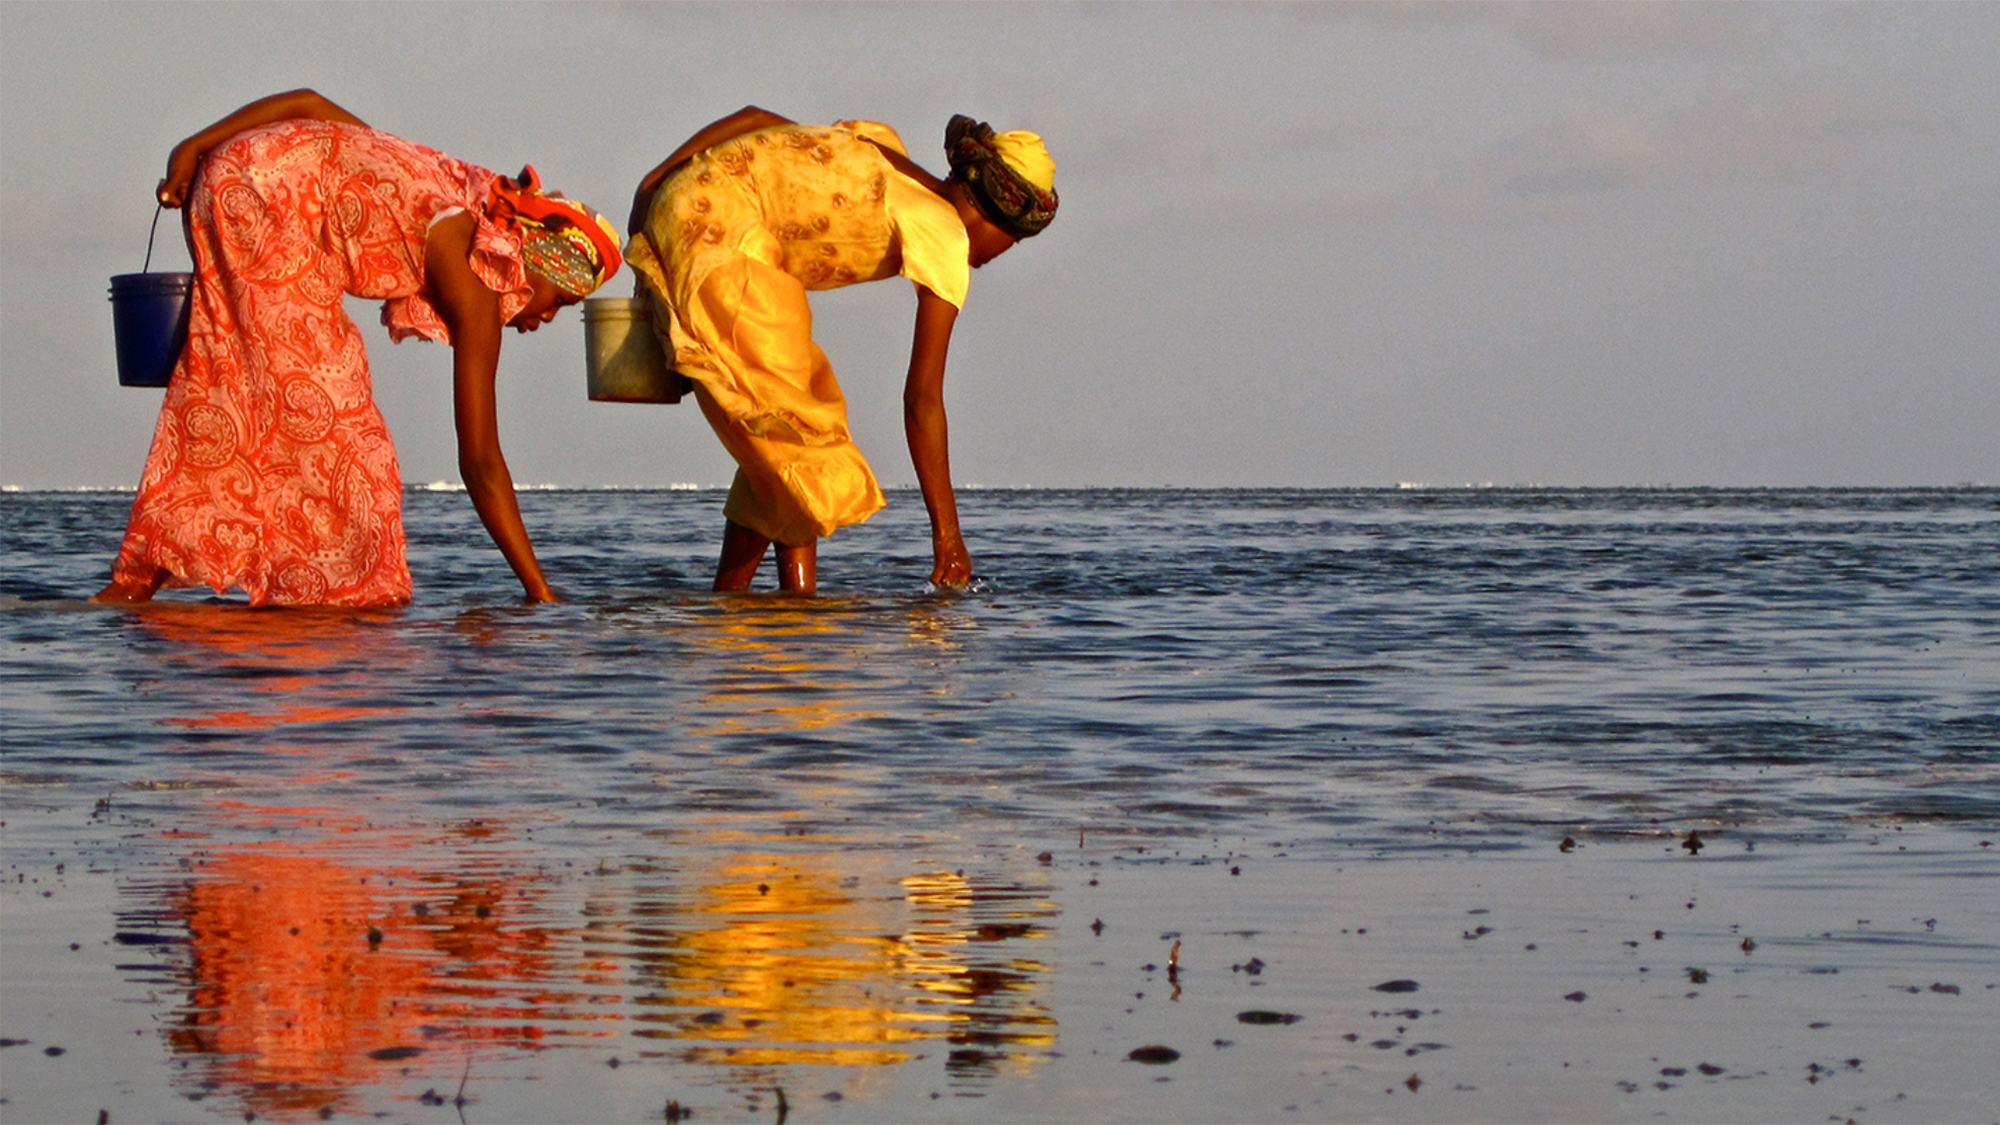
[[945, 115, 1058, 240]]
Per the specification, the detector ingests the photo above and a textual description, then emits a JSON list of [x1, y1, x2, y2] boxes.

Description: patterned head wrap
[[486, 166, 623, 297], [944, 115, 1058, 240]]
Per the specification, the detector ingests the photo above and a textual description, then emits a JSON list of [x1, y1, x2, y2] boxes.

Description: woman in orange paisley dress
[[94, 90, 621, 607], [626, 107, 1057, 594]]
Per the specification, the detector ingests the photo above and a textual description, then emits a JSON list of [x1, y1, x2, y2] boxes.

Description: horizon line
[[3, 481, 1991, 495]]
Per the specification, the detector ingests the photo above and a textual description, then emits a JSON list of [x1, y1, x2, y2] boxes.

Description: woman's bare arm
[[157, 89, 366, 207], [905, 285, 971, 588], [424, 213, 558, 603], [627, 105, 794, 233], [860, 138, 949, 197]]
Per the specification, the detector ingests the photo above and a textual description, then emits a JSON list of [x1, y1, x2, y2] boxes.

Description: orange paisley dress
[[109, 120, 535, 606], [627, 122, 969, 547]]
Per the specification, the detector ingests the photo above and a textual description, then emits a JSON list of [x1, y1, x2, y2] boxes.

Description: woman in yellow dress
[[626, 108, 1057, 593]]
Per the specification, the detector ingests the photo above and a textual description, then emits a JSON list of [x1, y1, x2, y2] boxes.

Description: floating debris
[[1237, 1010, 1302, 1025], [1128, 1045, 1180, 1064], [1683, 832, 1704, 855], [1373, 979, 1420, 993]]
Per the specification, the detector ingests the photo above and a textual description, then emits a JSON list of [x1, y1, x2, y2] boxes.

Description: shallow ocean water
[[3, 487, 1997, 1122]]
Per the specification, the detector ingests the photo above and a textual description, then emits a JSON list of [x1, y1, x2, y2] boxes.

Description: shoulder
[[887, 172, 970, 310], [832, 120, 909, 156]]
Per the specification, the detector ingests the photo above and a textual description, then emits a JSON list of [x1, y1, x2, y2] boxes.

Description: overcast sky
[[2, 1, 1995, 489]]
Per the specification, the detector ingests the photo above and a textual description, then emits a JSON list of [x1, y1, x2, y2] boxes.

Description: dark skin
[[629, 107, 1020, 594], [93, 89, 569, 605]]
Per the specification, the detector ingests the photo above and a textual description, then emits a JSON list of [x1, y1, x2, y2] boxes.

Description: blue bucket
[[110, 203, 194, 388], [109, 271, 193, 387]]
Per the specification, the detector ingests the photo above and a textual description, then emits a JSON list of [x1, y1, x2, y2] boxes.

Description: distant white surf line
[[0, 482, 722, 493], [411, 481, 714, 492]]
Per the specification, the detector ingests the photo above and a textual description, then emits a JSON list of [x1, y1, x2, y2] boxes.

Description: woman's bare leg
[[714, 519, 770, 592], [775, 539, 817, 595]]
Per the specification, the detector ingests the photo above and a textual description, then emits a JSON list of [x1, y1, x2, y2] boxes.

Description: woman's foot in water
[[91, 568, 168, 603]]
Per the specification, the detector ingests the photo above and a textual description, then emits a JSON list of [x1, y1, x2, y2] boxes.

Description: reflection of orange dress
[[627, 122, 969, 546], [110, 121, 534, 606]]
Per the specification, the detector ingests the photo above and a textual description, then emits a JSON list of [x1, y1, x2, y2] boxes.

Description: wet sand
[[4, 800, 1994, 1124]]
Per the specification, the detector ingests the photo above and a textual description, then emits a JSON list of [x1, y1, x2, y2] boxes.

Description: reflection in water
[[132, 818, 1059, 1118], [131, 604, 413, 739], [617, 600, 1059, 1084], [679, 598, 891, 739], [140, 811, 562, 1121], [113, 595, 1054, 1118], [623, 844, 1056, 1082], [160, 846, 432, 1118]]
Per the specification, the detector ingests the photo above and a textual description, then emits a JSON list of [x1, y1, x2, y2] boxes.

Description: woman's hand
[[930, 531, 973, 590], [156, 143, 201, 208]]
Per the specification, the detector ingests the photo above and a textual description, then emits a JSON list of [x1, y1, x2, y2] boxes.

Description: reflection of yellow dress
[[627, 122, 969, 546]]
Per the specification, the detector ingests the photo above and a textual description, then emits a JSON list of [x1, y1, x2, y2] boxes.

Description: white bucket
[[583, 297, 688, 404]]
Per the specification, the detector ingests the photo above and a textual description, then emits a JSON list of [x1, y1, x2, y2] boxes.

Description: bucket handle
[[142, 203, 165, 274]]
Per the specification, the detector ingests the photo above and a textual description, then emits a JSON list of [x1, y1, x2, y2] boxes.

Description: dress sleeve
[[834, 122, 971, 309], [381, 193, 535, 345], [885, 169, 970, 310]]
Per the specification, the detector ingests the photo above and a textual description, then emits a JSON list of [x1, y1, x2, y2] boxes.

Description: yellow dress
[[627, 121, 969, 546]]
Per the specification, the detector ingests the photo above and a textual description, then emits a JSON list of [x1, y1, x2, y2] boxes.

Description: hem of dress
[[118, 557, 413, 609]]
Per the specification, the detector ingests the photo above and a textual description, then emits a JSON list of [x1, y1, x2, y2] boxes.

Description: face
[[508, 274, 577, 333], [949, 182, 1019, 269]]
